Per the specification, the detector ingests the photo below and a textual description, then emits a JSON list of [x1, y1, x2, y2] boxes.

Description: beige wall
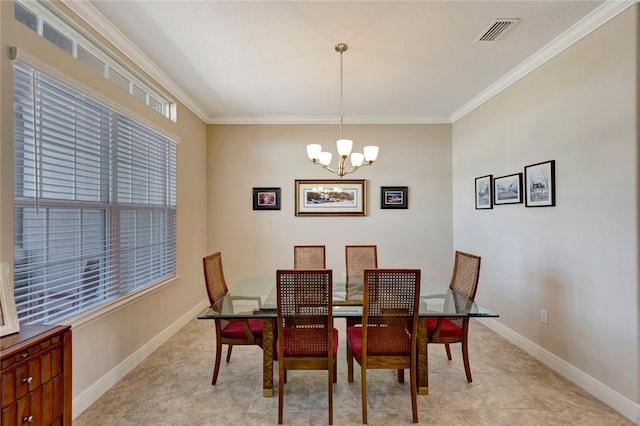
[[0, 1, 209, 411], [452, 7, 639, 403], [207, 124, 454, 285]]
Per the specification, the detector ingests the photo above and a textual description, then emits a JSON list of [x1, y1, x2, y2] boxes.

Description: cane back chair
[[203, 252, 264, 385], [276, 269, 337, 424], [347, 269, 421, 424], [425, 250, 481, 382]]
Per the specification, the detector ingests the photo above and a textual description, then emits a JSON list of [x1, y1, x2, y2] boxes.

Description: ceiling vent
[[476, 18, 520, 42]]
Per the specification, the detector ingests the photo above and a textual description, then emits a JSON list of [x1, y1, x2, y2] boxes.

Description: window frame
[[13, 59, 178, 327]]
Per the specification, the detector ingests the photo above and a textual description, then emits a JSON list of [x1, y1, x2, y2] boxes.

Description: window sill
[[61, 275, 181, 331]]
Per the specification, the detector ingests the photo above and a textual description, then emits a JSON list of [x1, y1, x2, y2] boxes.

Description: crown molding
[[61, 0, 209, 123], [450, 0, 637, 123], [63, 0, 635, 127], [207, 115, 451, 125]]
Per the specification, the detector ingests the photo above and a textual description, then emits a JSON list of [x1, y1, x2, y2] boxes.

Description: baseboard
[[482, 318, 640, 425], [72, 298, 209, 418]]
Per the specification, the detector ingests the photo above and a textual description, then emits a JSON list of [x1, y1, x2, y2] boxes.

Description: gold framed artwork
[[295, 179, 366, 216]]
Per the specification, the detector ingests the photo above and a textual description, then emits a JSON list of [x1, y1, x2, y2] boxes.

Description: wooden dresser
[[1, 325, 72, 426]]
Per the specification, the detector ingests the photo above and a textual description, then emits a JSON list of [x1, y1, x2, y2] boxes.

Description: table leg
[[262, 318, 274, 397], [417, 319, 429, 395]]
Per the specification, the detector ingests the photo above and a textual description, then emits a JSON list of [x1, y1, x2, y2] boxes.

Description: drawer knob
[[21, 352, 29, 359], [22, 376, 33, 384], [23, 415, 34, 423]]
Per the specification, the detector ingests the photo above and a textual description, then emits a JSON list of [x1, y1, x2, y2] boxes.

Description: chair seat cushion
[[220, 318, 264, 339], [277, 328, 339, 357], [425, 318, 463, 338], [347, 325, 411, 356]]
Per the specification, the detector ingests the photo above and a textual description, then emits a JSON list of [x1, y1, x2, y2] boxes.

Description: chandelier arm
[[312, 162, 339, 175]]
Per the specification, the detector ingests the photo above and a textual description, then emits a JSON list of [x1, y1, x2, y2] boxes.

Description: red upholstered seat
[[221, 318, 264, 339], [426, 318, 463, 338]]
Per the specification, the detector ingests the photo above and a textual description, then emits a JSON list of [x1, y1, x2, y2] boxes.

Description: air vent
[[476, 18, 520, 42]]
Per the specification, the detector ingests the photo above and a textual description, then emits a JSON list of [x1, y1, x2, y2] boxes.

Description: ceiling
[[69, 1, 626, 124]]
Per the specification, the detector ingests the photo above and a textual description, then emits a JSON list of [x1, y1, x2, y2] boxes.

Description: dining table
[[198, 275, 499, 397]]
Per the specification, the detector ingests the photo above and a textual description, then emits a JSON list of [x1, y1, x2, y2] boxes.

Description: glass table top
[[198, 276, 498, 320]]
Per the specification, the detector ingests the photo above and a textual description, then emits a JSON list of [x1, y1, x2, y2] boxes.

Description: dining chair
[[347, 269, 421, 424], [425, 250, 481, 383], [276, 269, 337, 425], [345, 245, 378, 285], [203, 252, 264, 385], [293, 245, 326, 269], [344, 244, 378, 349]]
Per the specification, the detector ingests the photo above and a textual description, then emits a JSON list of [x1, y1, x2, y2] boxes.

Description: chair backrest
[[293, 245, 326, 270], [362, 269, 420, 355], [276, 269, 333, 357], [449, 251, 481, 301], [203, 252, 229, 306], [345, 245, 377, 284]]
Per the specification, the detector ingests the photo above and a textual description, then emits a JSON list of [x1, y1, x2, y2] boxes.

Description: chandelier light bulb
[[363, 146, 379, 162], [307, 144, 322, 160], [319, 152, 332, 166], [350, 152, 364, 167], [336, 139, 353, 156]]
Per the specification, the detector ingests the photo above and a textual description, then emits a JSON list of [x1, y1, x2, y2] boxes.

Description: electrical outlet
[[539, 309, 548, 324]]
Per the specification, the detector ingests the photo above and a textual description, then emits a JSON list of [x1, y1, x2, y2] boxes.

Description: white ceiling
[[69, 1, 629, 124]]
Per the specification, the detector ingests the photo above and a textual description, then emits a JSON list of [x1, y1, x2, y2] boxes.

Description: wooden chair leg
[[462, 340, 472, 382], [361, 366, 368, 424], [328, 365, 334, 425], [445, 343, 452, 360], [226, 345, 233, 363], [212, 341, 223, 385], [347, 345, 354, 383], [410, 357, 418, 423], [278, 362, 285, 424]]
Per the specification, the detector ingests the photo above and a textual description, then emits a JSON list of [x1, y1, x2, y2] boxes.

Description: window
[[13, 61, 177, 324], [14, 0, 174, 120]]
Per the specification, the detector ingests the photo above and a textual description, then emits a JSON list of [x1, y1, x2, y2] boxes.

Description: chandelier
[[306, 43, 379, 178]]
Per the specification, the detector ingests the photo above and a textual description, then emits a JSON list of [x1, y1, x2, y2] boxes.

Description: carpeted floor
[[73, 317, 632, 425]]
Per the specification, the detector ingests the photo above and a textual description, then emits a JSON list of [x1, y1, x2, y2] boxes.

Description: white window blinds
[[13, 61, 177, 324]]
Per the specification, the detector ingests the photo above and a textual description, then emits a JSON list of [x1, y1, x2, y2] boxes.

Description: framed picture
[[474, 175, 493, 209], [494, 173, 523, 205], [525, 160, 556, 207], [0, 262, 19, 337], [295, 179, 366, 216], [380, 186, 408, 209], [253, 187, 281, 210]]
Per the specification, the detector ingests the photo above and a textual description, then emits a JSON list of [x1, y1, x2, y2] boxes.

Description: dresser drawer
[[1, 334, 61, 370], [1, 375, 64, 426]]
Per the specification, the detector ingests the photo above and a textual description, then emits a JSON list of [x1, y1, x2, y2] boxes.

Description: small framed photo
[[253, 187, 281, 210], [525, 160, 555, 207], [380, 186, 408, 209], [494, 173, 523, 205], [295, 179, 366, 216], [0, 263, 20, 337], [474, 175, 493, 210]]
